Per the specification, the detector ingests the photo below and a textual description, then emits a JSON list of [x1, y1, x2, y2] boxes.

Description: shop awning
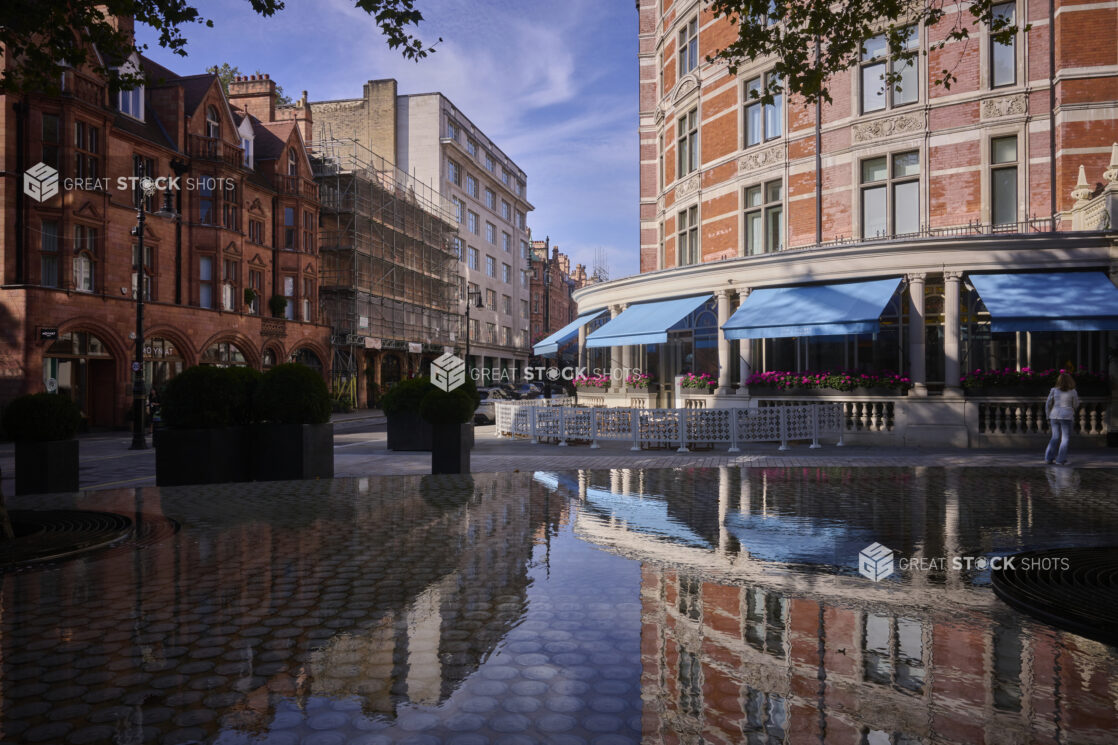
[[585, 294, 712, 348], [969, 272, 1118, 332], [722, 277, 903, 339], [532, 309, 608, 357]]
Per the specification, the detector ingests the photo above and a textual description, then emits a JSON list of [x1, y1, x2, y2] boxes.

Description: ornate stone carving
[[671, 75, 699, 105], [675, 174, 700, 199], [737, 145, 784, 173], [980, 93, 1027, 120], [851, 112, 923, 143]]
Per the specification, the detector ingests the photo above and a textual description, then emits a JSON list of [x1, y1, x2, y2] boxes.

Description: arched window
[[288, 149, 297, 177], [206, 106, 220, 139], [290, 348, 323, 375], [262, 348, 277, 371], [72, 253, 94, 293], [201, 341, 247, 367]]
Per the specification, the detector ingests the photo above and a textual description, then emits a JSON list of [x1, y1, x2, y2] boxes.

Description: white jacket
[[1045, 387, 1079, 421]]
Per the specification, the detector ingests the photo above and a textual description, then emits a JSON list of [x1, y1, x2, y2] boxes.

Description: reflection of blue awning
[[533, 309, 607, 357], [586, 294, 712, 348], [585, 489, 710, 549], [969, 272, 1118, 332], [723, 278, 902, 339], [724, 512, 875, 567]]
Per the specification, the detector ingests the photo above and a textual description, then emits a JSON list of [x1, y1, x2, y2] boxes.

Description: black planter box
[[250, 422, 334, 481], [431, 422, 473, 474], [14, 439, 79, 495], [387, 411, 433, 451], [155, 427, 250, 486]]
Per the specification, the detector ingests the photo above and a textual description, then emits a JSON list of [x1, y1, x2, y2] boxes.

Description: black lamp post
[[542, 266, 552, 399], [130, 168, 178, 450], [463, 288, 483, 378]]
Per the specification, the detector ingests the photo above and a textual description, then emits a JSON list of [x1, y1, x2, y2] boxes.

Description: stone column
[[716, 289, 734, 395], [943, 271, 962, 394], [577, 322, 587, 373], [622, 339, 633, 392], [907, 273, 927, 396], [609, 304, 623, 393], [737, 288, 752, 388]]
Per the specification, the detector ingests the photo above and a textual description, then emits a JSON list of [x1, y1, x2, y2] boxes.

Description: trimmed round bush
[[1, 393, 82, 442], [225, 366, 263, 425], [160, 365, 245, 429], [419, 387, 476, 426], [255, 363, 331, 425], [379, 376, 432, 416]]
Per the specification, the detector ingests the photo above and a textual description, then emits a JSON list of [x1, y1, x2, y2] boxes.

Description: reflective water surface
[[2, 467, 1117, 744]]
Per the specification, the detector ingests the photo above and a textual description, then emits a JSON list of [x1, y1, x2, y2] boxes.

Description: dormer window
[[119, 85, 144, 120], [242, 137, 253, 167], [115, 54, 145, 121], [288, 149, 297, 177], [206, 106, 220, 139]]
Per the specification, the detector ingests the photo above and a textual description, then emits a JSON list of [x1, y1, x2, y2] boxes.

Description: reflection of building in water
[[642, 566, 1118, 745], [558, 466, 1118, 745], [0, 473, 567, 740]]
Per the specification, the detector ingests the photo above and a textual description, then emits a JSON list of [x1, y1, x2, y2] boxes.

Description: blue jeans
[[1045, 419, 1072, 463]]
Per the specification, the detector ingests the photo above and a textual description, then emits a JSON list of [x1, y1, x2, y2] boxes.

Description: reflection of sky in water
[[723, 511, 875, 566]]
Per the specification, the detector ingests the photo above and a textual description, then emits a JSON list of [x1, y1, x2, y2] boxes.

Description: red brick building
[[529, 237, 588, 352], [0, 17, 330, 428]]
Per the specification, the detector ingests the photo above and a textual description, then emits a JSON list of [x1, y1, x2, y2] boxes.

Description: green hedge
[[419, 387, 476, 425], [255, 363, 331, 424], [381, 375, 480, 419], [161, 366, 259, 429], [1, 393, 82, 442]]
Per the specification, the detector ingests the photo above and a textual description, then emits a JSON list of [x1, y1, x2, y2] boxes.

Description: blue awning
[[532, 309, 607, 357], [723, 277, 903, 339], [969, 272, 1118, 332], [585, 294, 712, 348]]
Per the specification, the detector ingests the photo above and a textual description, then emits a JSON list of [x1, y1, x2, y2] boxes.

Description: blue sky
[[136, 0, 640, 279]]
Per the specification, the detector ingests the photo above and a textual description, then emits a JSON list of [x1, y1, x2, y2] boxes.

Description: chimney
[[229, 73, 276, 122]]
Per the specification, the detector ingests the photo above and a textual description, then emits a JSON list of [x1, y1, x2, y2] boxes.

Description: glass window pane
[[862, 34, 887, 61], [862, 185, 887, 237], [765, 180, 782, 202], [862, 157, 888, 183], [894, 180, 920, 234], [765, 96, 782, 139], [862, 62, 887, 112], [199, 256, 212, 281], [893, 151, 920, 177], [765, 205, 783, 251], [894, 59, 918, 105], [992, 136, 1017, 164], [746, 186, 762, 207], [746, 212, 763, 254], [993, 167, 1017, 225], [746, 104, 762, 147], [902, 24, 919, 50]]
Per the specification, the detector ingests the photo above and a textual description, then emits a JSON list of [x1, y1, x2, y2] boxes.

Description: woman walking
[[1045, 371, 1079, 465]]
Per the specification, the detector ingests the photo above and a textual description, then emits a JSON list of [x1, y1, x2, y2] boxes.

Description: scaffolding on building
[[310, 136, 460, 405]]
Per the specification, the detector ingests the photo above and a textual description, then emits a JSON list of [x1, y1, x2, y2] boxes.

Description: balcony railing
[[273, 174, 319, 200], [781, 215, 1064, 255], [188, 135, 244, 169]]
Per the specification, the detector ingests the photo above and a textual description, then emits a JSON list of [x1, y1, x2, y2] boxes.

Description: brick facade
[[529, 238, 588, 358], [1, 39, 330, 427], [639, 0, 1118, 273]]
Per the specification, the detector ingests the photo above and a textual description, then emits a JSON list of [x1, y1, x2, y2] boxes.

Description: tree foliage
[[207, 62, 293, 105], [709, 0, 1025, 105], [0, 0, 439, 95]]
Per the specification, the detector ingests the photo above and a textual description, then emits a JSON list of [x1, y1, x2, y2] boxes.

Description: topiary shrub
[[419, 387, 476, 426], [160, 365, 244, 429], [225, 366, 263, 425], [1, 393, 82, 442], [379, 377, 433, 416], [255, 363, 331, 425], [268, 294, 288, 318]]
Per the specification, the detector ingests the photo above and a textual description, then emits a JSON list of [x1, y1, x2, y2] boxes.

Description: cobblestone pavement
[[3, 420, 1117, 494]]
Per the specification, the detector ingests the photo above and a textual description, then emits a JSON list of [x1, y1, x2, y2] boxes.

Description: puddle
[[2, 467, 1116, 743]]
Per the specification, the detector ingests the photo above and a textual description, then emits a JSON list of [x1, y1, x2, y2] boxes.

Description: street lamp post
[[463, 288, 483, 378], [542, 266, 552, 399], [130, 168, 178, 450]]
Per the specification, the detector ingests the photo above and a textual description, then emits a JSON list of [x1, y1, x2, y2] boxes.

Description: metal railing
[[494, 401, 844, 451]]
